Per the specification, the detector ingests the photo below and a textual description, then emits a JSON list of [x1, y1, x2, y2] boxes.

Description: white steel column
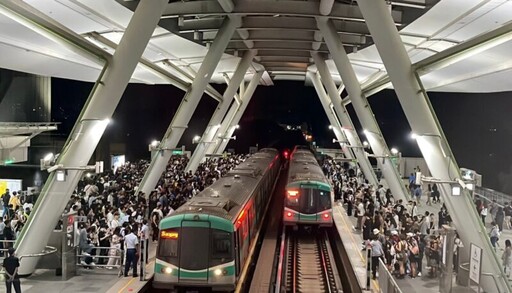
[[357, 1, 509, 291], [186, 50, 256, 173], [15, 0, 168, 275], [316, 20, 408, 202], [309, 72, 354, 160], [137, 17, 239, 197], [215, 71, 263, 154], [206, 99, 237, 155], [313, 55, 378, 186]]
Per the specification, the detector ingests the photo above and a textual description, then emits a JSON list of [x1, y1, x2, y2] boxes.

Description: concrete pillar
[[137, 16, 239, 197], [316, 19, 409, 202], [185, 50, 256, 173], [15, 0, 169, 275], [310, 72, 354, 160], [215, 71, 263, 154], [312, 55, 378, 186], [356, 1, 509, 291]]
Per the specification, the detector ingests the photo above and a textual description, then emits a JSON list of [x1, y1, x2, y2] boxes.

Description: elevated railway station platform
[[3, 0, 512, 292], [333, 190, 512, 293]]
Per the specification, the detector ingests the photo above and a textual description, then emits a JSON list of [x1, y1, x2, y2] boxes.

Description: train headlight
[[164, 267, 173, 274], [214, 269, 228, 276]]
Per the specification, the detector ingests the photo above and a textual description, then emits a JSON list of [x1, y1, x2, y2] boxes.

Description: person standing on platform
[[2, 189, 11, 218], [502, 240, 512, 279], [489, 222, 500, 251], [3, 247, 21, 293], [124, 227, 139, 277], [370, 231, 384, 280], [151, 203, 163, 242], [139, 219, 150, 264]]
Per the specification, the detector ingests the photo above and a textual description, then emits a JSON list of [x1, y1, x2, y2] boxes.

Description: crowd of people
[[70, 153, 249, 272], [1, 153, 249, 276], [0, 189, 36, 249], [323, 158, 460, 281]]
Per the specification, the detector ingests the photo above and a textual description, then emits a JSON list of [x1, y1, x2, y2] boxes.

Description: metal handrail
[[19, 246, 58, 261], [378, 258, 404, 293], [76, 246, 123, 269], [459, 262, 505, 293], [475, 186, 512, 206], [0, 245, 57, 273]]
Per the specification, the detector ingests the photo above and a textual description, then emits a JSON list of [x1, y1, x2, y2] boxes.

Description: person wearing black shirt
[[3, 247, 21, 293]]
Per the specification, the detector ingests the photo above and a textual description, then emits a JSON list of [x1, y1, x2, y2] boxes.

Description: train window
[[158, 229, 179, 259], [211, 230, 232, 259], [318, 191, 331, 211]]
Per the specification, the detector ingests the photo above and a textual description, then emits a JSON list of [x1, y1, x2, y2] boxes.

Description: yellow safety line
[[336, 206, 380, 292], [116, 259, 155, 293], [117, 277, 136, 293]]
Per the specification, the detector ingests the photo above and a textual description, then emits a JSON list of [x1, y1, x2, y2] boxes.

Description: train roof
[[287, 149, 330, 187], [171, 148, 279, 222]]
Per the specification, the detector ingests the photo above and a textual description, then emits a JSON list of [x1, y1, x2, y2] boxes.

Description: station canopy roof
[[0, 0, 511, 94]]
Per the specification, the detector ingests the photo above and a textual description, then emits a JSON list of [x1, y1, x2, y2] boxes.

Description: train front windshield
[[287, 188, 331, 213], [158, 227, 234, 271]]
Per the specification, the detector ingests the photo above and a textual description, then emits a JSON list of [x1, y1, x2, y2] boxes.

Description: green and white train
[[153, 148, 281, 291], [283, 146, 333, 227]]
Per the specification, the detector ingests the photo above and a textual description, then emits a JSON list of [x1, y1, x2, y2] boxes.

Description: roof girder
[[162, 1, 402, 23]]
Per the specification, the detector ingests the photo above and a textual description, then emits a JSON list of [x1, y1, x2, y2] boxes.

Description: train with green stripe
[[153, 148, 281, 291], [283, 146, 333, 227]]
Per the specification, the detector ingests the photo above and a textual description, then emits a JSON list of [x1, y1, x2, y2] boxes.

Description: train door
[[178, 220, 210, 283]]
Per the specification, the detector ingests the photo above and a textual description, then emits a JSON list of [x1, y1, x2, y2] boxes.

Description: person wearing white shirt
[[123, 227, 139, 277], [139, 220, 150, 264]]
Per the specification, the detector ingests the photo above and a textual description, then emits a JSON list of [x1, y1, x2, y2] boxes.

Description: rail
[[76, 246, 124, 274], [475, 186, 512, 207], [283, 230, 338, 293], [0, 245, 57, 274], [377, 258, 404, 293], [19, 245, 58, 261], [459, 262, 506, 293], [274, 228, 287, 293]]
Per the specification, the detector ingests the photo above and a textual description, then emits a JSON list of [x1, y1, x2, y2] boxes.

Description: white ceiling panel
[[24, 0, 112, 34], [0, 42, 101, 81]]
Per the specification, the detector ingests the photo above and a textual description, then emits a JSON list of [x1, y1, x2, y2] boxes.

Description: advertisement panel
[[0, 179, 23, 196]]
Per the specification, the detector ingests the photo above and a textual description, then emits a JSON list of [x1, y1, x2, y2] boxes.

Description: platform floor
[[0, 241, 156, 293]]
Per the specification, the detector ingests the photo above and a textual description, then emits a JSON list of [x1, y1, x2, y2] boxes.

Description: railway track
[[284, 229, 341, 293]]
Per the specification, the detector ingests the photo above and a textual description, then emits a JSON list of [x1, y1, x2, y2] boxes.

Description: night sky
[[49, 78, 512, 193]]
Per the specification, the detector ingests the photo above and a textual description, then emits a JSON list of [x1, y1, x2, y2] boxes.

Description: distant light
[[151, 140, 159, 147], [43, 153, 54, 162], [235, 124, 240, 129], [193, 135, 201, 143], [363, 141, 369, 147], [164, 267, 173, 274], [390, 148, 399, 155], [86, 173, 92, 178], [411, 133, 418, 139], [103, 118, 111, 125], [452, 186, 461, 196], [214, 269, 223, 276], [328, 125, 333, 130], [363, 129, 369, 135]]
